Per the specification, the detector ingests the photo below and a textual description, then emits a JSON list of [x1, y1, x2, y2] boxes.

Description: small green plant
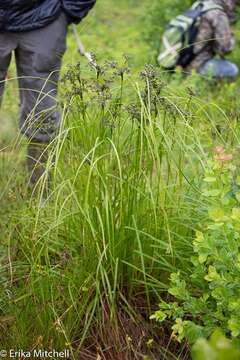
[[192, 329, 240, 360], [151, 147, 240, 343]]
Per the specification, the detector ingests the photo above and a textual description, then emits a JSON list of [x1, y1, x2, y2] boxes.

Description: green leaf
[[231, 208, 240, 221], [204, 266, 221, 282], [199, 254, 208, 264], [210, 329, 240, 360], [236, 176, 240, 186], [203, 190, 221, 197], [235, 192, 240, 202], [228, 318, 240, 337], [185, 322, 204, 344], [204, 177, 217, 183], [192, 330, 240, 360], [195, 231, 204, 242], [192, 338, 217, 360], [208, 208, 226, 222], [149, 310, 166, 322], [172, 318, 186, 342], [207, 223, 224, 230]]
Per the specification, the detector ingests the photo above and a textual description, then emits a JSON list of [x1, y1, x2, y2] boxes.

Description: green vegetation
[[192, 330, 240, 360], [152, 152, 240, 342], [1, 0, 240, 359]]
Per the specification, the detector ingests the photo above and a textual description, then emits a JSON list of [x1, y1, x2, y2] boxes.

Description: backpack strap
[[193, 0, 223, 14], [158, 36, 182, 64]]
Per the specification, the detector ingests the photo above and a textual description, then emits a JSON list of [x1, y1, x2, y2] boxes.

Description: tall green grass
[[1, 61, 236, 359]]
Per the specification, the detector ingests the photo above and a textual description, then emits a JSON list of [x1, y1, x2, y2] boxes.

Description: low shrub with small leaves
[[151, 147, 240, 343]]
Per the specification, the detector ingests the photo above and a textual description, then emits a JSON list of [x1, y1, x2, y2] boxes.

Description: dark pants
[[0, 13, 68, 143]]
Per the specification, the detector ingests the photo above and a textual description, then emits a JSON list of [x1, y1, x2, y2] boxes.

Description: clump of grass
[[0, 59, 236, 358]]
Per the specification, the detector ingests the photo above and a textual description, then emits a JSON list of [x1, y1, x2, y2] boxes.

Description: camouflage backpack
[[157, 0, 223, 69]]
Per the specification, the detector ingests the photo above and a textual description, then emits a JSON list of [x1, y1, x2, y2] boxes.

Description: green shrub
[[151, 148, 240, 343]]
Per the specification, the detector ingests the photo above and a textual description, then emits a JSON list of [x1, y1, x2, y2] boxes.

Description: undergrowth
[[1, 0, 240, 358], [0, 56, 238, 359]]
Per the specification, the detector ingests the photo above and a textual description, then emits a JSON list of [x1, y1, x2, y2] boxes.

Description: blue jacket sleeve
[[61, 0, 96, 24]]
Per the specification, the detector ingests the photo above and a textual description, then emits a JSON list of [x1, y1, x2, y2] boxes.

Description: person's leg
[[26, 142, 50, 194], [0, 33, 16, 105], [199, 59, 239, 80], [15, 13, 68, 192], [16, 13, 68, 143]]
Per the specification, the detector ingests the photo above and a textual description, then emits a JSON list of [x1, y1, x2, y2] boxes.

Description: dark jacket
[[0, 0, 96, 32]]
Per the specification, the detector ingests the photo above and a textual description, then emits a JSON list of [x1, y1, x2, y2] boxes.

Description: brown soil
[[78, 294, 190, 360]]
